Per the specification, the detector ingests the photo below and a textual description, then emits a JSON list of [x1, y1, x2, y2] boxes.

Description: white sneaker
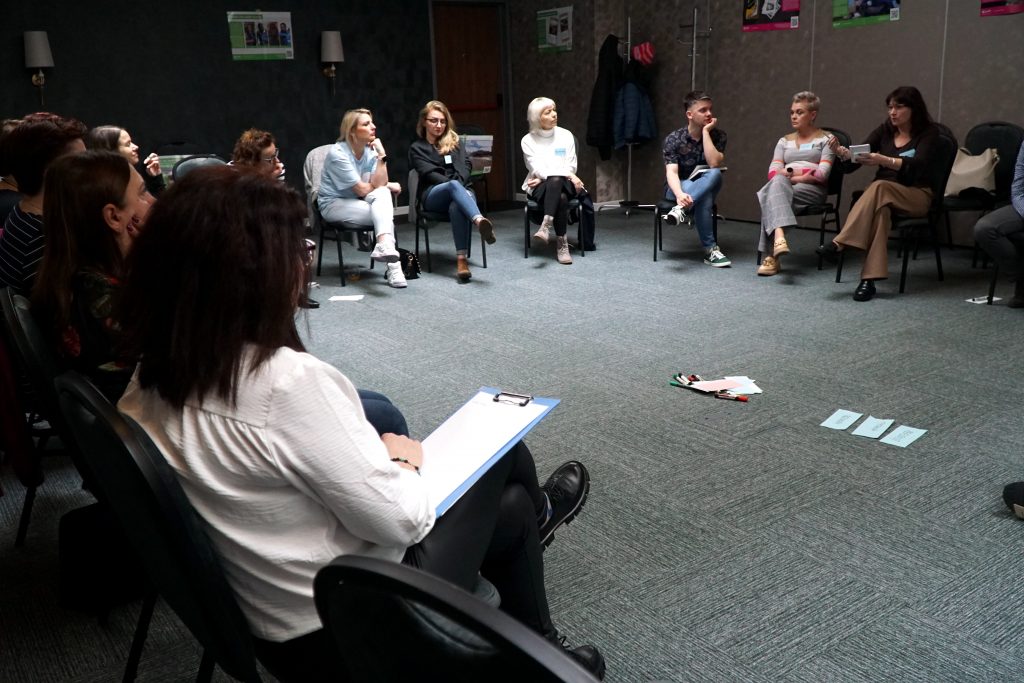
[[663, 205, 689, 226], [385, 263, 407, 288], [370, 239, 400, 264]]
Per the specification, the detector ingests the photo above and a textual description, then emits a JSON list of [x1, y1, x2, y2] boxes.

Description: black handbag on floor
[[397, 247, 421, 279]]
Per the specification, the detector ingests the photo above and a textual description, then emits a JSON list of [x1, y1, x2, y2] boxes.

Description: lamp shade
[[321, 31, 344, 63], [24, 31, 54, 69]]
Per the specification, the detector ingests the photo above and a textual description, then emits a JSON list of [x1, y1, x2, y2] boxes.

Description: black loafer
[[853, 279, 876, 302], [815, 241, 839, 263], [299, 296, 320, 309]]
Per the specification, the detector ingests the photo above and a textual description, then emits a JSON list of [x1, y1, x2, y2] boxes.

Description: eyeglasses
[[425, 118, 445, 126], [262, 150, 281, 164]]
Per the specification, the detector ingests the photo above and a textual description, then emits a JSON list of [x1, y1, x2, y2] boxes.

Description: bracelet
[[390, 457, 420, 474]]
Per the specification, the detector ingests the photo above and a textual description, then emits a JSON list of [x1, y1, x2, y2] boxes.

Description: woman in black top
[[821, 86, 942, 301], [407, 100, 495, 282]]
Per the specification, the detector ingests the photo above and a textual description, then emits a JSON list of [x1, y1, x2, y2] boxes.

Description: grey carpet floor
[[3, 207, 1024, 681]]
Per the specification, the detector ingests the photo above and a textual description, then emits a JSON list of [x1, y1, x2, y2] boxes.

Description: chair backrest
[[171, 154, 227, 182], [0, 288, 72, 444], [303, 144, 334, 230], [929, 124, 960, 210], [822, 126, 852, 200], [314, 555, 599, 682], [54, 372, 260, 682], [964, 121, 1024, 200]]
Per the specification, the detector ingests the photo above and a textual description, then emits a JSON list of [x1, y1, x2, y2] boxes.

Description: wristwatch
[[377, 155, 388, 164]]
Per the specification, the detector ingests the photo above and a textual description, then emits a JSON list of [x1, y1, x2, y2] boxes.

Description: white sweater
[[119, 346, 435, 641], [521, 126, 577, 191]]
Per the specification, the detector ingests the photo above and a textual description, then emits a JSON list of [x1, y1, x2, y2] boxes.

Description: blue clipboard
[[433, 387, 559, 516]]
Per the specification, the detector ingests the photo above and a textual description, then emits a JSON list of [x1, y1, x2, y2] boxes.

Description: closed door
[[432, 2, 507, 202]]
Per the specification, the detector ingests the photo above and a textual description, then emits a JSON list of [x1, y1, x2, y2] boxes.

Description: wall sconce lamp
[[321, 31, 344, 97], [24, 31, 54, 108]]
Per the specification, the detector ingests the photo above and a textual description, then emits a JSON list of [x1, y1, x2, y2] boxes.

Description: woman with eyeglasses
[[408, 100, 495, 283], [86, 125, 167, 196], [231, 128, 285, 180]]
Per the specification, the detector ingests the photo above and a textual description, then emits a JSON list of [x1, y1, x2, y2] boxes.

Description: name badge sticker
[[899, 149, 916, 158], [443, 154, 453, 165], [800, 142, 813, 150], [555, 148, 566, 158]]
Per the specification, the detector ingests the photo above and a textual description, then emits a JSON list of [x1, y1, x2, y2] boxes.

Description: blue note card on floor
[[821, 409, 862, 430]]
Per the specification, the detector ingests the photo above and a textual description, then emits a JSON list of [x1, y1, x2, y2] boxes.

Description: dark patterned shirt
[[0, 205, 44, 296], [662, 127, 728, 180]]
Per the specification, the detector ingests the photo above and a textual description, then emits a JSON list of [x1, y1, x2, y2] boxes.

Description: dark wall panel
[[1, 1, 432, 199]]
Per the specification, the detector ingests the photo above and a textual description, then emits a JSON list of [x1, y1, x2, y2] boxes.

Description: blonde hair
[[416, 100, 459, 155], [792, 91, 821, 112], [526, 97, 556, 133], [338, 108, 372, 148]]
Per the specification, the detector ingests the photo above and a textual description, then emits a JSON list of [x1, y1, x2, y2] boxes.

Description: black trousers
[[254, 441, 551, 682], [531, 176, 577, 236]]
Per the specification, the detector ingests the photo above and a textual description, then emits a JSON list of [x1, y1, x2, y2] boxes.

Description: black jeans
[[531, 176, 577, 236], [254, 441, 551, 680]]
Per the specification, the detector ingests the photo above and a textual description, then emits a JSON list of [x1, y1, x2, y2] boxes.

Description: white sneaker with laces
[[370, 238, 400, 263], [385, 263, 407, 288], [663, 205, 689, 226]]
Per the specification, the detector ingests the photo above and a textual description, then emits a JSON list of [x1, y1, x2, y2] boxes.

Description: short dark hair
[[684, 91, 712, 111], [32, 151, 132, 344], [232, 128, 276, 166], [4, 113, 87, 195], [885, 86, 934, 136], [119, 166, 308, 409]]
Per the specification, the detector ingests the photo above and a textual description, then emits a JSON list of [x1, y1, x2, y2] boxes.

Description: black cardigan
[[407, 138, 471, 200]]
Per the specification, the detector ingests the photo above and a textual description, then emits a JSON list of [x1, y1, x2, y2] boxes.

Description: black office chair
[[55, 372, 265, 683], [0, 288, 78, 546], [835, 124, 959, 293], [939, 122, 1024, 262], [524, 194, 585, 259], [408, 169, 487, 273], [303, 144, 376, 286], [314, 554, 599, 682], [171, 154, 227, 182]]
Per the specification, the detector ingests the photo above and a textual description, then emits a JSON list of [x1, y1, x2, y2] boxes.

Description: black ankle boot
[[853, 279, 876, 302], [546, 631, 606, 679]]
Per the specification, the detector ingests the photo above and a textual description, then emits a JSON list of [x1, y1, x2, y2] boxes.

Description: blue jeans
[[357, 389, 408, 436], [665, 168, 723, 249], [423, 180, 482, 252]]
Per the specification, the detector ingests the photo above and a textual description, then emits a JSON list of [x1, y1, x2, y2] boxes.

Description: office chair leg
[[122, 590, 158, 682], [14, 485, 37, 547], [523, 210, 530, 258], [988, 265, 1000, 304], [899, 237, 911, 293], [423, 225, 432, 273], [653, 214, 659, 262], [578, 221, 585, 258], [835, 251, 844, 283], [480, 235, 487, 268]]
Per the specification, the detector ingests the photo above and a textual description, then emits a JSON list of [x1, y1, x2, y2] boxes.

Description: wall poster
[[742, 1, 801, 32], [536, 6, 573, 52], [227, 11, 294, 60], [980, 1, 1024, 16], [832, 1, 900, 28]]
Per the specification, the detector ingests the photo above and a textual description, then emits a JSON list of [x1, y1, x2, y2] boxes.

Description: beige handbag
[[944, 147, 999, 197]]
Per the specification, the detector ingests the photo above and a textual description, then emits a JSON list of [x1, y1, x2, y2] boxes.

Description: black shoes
[[815, 241, 840, 263], [299, 296, 320, 309], [853, 279, 876, 302], [538, 461, 590, 548], [547, 632, 606, 680]]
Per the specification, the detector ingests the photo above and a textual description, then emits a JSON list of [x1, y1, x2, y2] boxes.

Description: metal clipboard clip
[[493, 391, 533, 406]]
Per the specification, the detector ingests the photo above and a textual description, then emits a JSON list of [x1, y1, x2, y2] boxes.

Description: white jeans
[[320, 186, 394, 239]]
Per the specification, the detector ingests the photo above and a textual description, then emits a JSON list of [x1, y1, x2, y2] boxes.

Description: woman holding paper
[[754, 91, 835, 276], [408, 100, 496, 283], [117, 167, 605, 681], [818, 86, 942, 301], [522, 96, 585, 265]]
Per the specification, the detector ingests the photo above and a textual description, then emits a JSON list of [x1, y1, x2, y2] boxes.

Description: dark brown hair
[[885, 86, 934, 137], [118, 166, 308, 409], [4, 113, 87, 195], [32, 151, 132, 344], [84, 125, 126, 152], [231, 128, 276, 166]]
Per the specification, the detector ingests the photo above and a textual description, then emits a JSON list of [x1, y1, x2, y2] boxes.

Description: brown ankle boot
[[456, 255, 472, 282]]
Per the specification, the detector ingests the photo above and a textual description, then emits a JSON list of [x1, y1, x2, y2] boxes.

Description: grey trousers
[[974, 203, 1024, 281], [756, 175, 825, 255]]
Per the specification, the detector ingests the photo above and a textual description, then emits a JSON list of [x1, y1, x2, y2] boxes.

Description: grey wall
[[1, 0, 433, 202], [509, 0, 1024, 244]]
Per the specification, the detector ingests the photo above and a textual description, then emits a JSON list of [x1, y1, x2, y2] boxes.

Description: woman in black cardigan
[[408, 100, 495, 282]]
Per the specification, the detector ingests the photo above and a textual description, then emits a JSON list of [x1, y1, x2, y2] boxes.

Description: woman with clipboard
[[116, 168, 605, 681]]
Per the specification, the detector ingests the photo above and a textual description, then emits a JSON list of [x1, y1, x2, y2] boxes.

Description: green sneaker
[[704, 246, 731, 268]]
